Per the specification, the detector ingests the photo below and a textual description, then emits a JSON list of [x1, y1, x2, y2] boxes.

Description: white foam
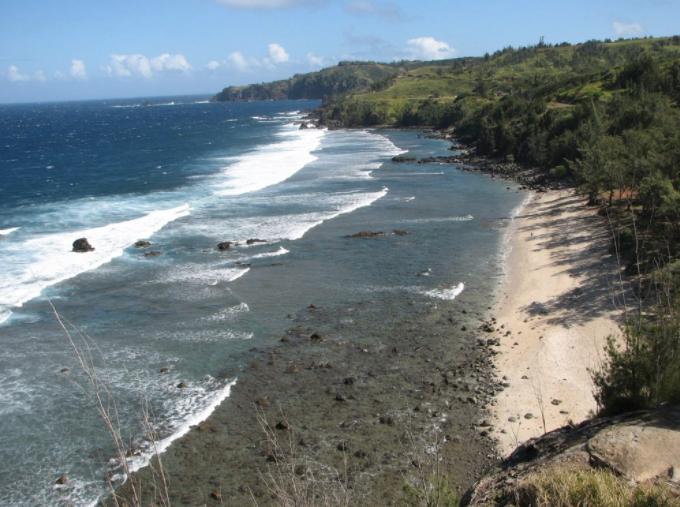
[[0, 227, 20, 236], [402, 215, 474, 224], [0, 204, 190, 323], [214, 124, 326, 196], [160, 264, 249, 286], [193, 100, 211, 104], [248, 247, 289, 259], [204, 302, 250, 322], [126, 378, 237, 474], [422, 282, 465, 300]]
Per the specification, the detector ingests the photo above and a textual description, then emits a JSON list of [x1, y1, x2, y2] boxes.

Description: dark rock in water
[[144, 251, 161, 258], [346, 231, 384, 238], [417, 268, 432, 277], [177, 382, 188, 389], [217, 241, 232, 251], [392, 229, 409, 236], [310, 333, 323, 342], [246, 238, 267, 245], [72, 238, 94, 252], [59, 367, 69, 373], [308, 304, 317, 309], [55, 474, 69, 485], [299, 122, 309, 130], [134, 240, 151, 248], [379, 415, 394, 426], [159, 367, 169, 374], [392, 155, 417, 163]]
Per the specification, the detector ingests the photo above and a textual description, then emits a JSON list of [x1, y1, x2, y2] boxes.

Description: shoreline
[[108, 129, 511, 505], [490, 188, 624, 455]]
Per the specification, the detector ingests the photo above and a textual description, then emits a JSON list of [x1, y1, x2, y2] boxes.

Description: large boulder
[[463, 406, 680, 505], [72, 238, 94, 252], [217, 241, 232, 251]]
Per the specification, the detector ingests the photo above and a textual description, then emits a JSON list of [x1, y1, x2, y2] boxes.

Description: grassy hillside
[[213, 61, 409, 101], [319, 36, 680, 128]]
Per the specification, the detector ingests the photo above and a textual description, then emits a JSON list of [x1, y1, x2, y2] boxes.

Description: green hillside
[[213, 61, 409, 101]]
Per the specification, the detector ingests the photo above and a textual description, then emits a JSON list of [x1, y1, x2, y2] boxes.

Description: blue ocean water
[[0, 96, 526, 505]]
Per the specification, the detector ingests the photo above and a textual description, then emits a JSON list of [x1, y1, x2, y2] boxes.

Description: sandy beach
[[492, 189, 625, 456]]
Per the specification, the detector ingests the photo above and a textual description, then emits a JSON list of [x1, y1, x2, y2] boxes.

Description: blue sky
[[1, 0, 679, 103]]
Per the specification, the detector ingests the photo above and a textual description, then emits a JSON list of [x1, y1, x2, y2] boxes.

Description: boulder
[[217, 241, 232, 251], [463, 406, 680, 505], [346, 231, 384, 238], [72, 238, 94, 252], [392, 155, 417, 163], [134, 240, 151, 248]]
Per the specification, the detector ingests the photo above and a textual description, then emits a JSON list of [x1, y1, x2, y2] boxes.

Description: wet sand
[[491, 190, 624, 455]]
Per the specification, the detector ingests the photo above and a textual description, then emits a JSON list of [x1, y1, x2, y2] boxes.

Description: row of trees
[[454, 52, 680, 413]]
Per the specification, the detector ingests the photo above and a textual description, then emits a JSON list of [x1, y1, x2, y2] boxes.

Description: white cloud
[[215, 0, 315, 7], [613, 21, 643, 37], [206, 60, 222, 71], [151, 53, 192, 73], [406, 36, 455, 60], [105, 53, 191, 78], [70, 59, 87, 79], [307, 52, 324, 67], [228, 51, 251, 71], [7, 65, 30, 82], [33, 70, 46, 82], [267, 43, 289, 64]]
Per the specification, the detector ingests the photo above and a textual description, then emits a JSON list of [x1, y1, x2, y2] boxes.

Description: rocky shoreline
[[108, 125, 537, 506], [111, 290, 511, 505]]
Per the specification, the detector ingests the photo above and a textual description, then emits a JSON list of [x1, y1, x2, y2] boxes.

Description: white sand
[[492, 189, 624, 456]]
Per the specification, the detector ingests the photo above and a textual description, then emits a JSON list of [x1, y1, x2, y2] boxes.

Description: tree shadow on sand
[[517, 192, 632, 328]]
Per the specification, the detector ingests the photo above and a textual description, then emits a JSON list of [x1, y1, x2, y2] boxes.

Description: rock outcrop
[[72, 238, 94, 252], [463, 405, 680, 505]]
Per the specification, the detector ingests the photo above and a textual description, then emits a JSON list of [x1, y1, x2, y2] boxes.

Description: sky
[[1, 0, 679, 103]]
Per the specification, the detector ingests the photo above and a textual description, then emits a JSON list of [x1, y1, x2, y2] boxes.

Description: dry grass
[[50, 301, 170, 507], [513, 469, 680, 507], [252, 409, 356, 507]]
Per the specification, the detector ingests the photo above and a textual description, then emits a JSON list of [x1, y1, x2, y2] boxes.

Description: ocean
[[0, 96, 525, 505]]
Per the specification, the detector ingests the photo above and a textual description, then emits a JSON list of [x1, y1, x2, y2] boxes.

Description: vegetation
[[512, 469, 680, 507], [213, 61, 412, 101]]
